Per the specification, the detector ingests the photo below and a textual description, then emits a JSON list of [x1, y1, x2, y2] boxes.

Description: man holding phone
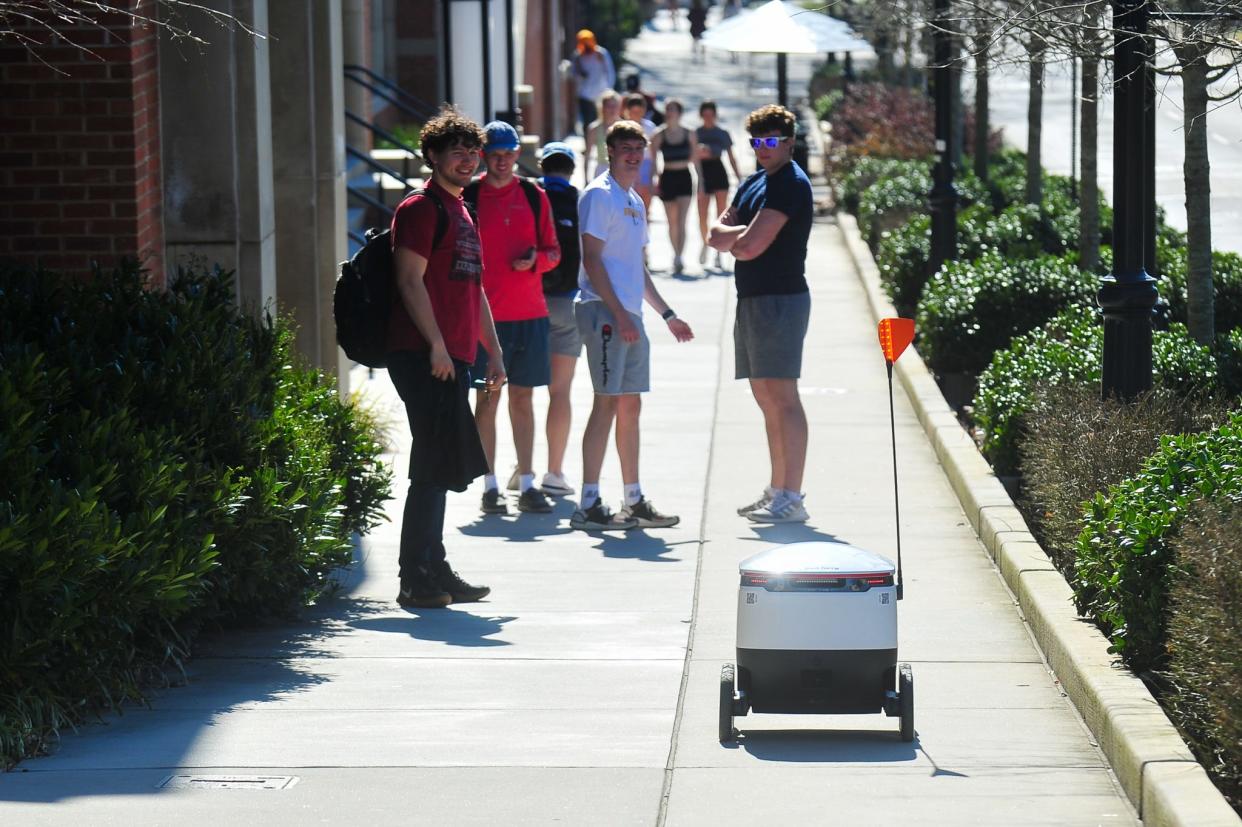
[[466, 121, 562, 516]]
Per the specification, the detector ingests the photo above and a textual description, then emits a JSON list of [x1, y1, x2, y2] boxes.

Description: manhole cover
[[158, 775, 299, 790]]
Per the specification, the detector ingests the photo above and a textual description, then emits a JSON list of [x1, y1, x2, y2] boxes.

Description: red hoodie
[[473, 174, 560, 322]]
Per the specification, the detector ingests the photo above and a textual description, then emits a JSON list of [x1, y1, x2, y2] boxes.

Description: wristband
[[662, 308, 677, 321]]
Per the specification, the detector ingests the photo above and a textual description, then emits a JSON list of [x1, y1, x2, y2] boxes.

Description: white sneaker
[[747, 493, 809, 523], [673, 255, 684, 275], [541, 471, 575, 497], [737, 488, 774, 516], [698, 246, 708, 266]]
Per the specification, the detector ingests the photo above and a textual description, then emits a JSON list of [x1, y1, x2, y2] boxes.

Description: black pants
[[578, 97, 597, 135], [388, 350, 473, 582]]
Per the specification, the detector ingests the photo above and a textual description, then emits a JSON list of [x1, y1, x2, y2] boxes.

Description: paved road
[[0, 12, 1138, 825], [986, 57, 1242, 254]]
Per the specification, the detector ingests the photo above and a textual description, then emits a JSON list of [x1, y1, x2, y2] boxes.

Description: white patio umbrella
[[701, 0, 871, 105]]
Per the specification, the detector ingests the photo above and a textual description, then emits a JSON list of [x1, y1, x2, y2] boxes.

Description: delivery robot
[[719, 318, 917, 743], [719, 541, 911, 742]]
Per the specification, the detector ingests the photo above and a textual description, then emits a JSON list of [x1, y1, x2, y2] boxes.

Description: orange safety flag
[[878, 318, 915, 364]]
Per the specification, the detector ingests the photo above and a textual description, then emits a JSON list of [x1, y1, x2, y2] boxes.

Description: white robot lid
[[739, 541, 896, 577]]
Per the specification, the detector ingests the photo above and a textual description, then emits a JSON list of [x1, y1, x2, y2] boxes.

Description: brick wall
[[396, 0, 441, 107], [0, 10, 164, 282]]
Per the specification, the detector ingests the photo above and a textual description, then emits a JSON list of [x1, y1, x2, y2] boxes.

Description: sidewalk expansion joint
[[656, 277, 731, 827]]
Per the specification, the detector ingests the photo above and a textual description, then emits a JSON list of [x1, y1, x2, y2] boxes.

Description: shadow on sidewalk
[[350, 609, 516, 648], [0, 599, 387, 802], [589, 530, 696, 563], [741, 523, 849, 545], [456, 501, 577, 543], [730, 728, 920, 763]]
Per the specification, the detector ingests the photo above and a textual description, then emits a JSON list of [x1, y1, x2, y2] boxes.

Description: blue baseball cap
[[538, 141, 576, 162], [483, 121, 520, 153]]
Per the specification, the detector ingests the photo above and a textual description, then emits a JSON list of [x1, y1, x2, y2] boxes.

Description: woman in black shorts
[[695, 100, 742, 269], [650, 99, 695, 275]]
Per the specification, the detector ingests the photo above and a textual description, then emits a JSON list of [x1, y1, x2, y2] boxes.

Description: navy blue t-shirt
[[731, 160, 813, 298]]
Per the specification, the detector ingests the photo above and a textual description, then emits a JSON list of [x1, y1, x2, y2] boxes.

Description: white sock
[[782, 489, 803, 503], [624, 483, 643, 506], [484, 474, 498, 492], [581, 483, 600, 510], [520, 473, 536, 492]]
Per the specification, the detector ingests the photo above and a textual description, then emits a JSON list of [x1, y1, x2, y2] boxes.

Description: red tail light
[[740, 572, 894, 591]]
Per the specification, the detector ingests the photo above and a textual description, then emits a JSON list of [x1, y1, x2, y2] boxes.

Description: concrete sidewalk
[[0, 12, 1138, 826]]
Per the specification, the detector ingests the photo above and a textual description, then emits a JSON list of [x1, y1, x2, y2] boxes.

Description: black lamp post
[[1099, 0, 1159, 399], [927, 0, 957, 276]]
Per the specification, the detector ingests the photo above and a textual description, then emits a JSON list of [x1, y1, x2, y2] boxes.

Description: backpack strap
[[461, 181, 480, 213], [419, 186, 450, 250], [519, 178, 544, 225]]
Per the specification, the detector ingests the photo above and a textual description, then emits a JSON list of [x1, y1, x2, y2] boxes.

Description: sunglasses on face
[[749, 136, 790, 149]]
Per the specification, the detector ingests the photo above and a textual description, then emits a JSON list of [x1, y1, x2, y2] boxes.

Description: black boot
[[435, 561, 490, 602], [397, 567, 452, 608]]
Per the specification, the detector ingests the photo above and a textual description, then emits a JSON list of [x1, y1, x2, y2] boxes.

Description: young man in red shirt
[[387, 106, 506, 609], [466, 121, 562, 516]]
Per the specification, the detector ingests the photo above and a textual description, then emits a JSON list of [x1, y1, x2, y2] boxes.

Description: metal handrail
[[346, 145, 411, 182], [347, 185, 394, 222], [343, 73, 430, 123], [346, 145, 419, 204], [345, 110, 422, 158], [348, 228, 366, 247], [344, 64, 437, 120]]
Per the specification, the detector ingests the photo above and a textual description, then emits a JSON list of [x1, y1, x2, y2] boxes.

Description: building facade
[[0, 0, 576, 391]]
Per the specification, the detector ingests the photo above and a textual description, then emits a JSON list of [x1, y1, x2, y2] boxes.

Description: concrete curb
[[837, 211, 1241, 827]]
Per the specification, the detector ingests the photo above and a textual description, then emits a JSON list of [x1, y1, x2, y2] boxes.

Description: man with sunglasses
[[707, 104, 813, 524]]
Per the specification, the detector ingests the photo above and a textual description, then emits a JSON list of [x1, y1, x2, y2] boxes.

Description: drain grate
[[158, 774, 299, 791]]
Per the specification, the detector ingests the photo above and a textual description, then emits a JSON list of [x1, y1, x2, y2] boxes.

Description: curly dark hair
[[420, 104, 485, 156], [744, 104, 795, 138]]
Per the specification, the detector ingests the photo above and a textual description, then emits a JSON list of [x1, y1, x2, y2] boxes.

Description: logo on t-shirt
[[450, 215, 482, 283], [623, 206, 642, 225]]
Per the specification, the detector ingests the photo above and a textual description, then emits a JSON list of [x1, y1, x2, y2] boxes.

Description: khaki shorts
[[575, 300, 650, 395]]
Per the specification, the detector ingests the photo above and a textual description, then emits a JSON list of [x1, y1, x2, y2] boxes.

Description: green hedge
[[857, 164, 987, 250], [1165, 498, 1242, 810], [973, 305, 1220, 475], [1161, 248, 1242, 334], [876, 214, 932, 316], [838, 157, 925, 215], [1019, 385, 1230, 575], [1075, 413, 1242, 673], [0, 262, 391, 767], [916, 252, 1096, 375], [878, 200, 1085, 318]]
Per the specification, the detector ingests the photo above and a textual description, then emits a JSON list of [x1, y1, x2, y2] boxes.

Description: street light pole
[[777, 52, 789, 107], [928, 0, 957, 276], [1099, 0, 1159, 399]]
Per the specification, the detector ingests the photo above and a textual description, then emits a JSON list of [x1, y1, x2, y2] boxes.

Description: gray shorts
[[576, 300, 650, 395], [734, 291, 811, 380], [546, 294, 582, 358]]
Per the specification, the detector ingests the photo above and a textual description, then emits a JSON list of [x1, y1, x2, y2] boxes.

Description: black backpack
[[461, 177, 543, 225], [334, 189, 450, 369], [541, 182, 581, 294]]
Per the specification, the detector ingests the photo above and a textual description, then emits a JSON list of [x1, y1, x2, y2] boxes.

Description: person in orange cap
[[571, 29, 616, 136]]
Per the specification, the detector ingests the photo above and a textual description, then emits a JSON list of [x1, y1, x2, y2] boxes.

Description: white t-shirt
[[577, 174, 649, 315]]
